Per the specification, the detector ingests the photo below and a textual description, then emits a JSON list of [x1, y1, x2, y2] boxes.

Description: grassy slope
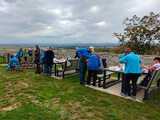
[[0, 67, 160, 120]]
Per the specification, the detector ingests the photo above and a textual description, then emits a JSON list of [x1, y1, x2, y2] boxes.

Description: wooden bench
[[138, 70, 160, 100], [97, 71, 114, 88], [54, 62, 66, 78]]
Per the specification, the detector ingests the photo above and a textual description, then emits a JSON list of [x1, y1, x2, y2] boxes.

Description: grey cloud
[[0, 0, 159, 44]]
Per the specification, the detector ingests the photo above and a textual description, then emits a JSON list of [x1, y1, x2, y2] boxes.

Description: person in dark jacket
[[87, 52, 101, 86], [34, 45, 41, 74], [43, 47, 55, 76]]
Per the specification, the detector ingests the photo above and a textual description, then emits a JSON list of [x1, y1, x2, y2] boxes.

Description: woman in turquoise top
[[119, 48, 142, 97]]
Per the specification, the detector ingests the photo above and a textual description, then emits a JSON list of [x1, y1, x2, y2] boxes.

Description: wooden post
[[7, 53, 10, 64]]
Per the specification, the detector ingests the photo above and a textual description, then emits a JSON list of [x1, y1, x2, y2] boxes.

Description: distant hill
[[0, 43, 119, 49]]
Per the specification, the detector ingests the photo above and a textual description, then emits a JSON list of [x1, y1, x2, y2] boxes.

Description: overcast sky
[[0, 0, 159, 44]]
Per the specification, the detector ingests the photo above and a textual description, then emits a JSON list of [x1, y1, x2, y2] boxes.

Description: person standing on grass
[[23, 48, 29, 67], [34, 45, 41, 74], [75, 47, 92, 85], [118, 48, 131, 95], [16, 48, 23, 64], [43, 47, 55, 76], [28, 48, 33, 63], [119, 48, 142, 97], [87, 48, 101, 86], [40, 48, 46, 73]]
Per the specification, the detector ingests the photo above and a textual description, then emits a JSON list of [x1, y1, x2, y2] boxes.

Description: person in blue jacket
[[119, 48, 142, 97], [87, 51, 101, 86], [16, 48, 23, 64], [75, 47, 92, 85], [8, 55, 20, 70]]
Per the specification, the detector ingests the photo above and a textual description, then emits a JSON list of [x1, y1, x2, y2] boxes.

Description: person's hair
[[124, 47, 131, 53], [153, 57, 160, 62], [35, 45, 39, 49], [10, 55, 14, 58]]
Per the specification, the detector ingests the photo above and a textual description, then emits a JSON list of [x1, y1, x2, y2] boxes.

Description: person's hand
[[141, 64, 146, 68]]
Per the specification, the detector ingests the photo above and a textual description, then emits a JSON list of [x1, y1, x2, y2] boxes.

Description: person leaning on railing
[[75, 47, 92, 85]]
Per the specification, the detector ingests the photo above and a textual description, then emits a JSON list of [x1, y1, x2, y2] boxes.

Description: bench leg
[[143, 90, 149, 100], [98, 78, 101, 87], [103, 78, 106, 89], [157, 79, 160, 87]]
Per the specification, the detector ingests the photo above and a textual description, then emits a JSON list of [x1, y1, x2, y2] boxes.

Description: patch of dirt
[[14, 81, 29, 89], [64, 101, 82, 120], [49, 97, 61, 109], [64, 101, 102, 120], [20, 94, 40, 105], [0, 102, 22, 112], [52, 97, 60, 105]]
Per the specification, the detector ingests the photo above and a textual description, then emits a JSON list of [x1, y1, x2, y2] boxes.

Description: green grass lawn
[[0, 67, 160, 120]]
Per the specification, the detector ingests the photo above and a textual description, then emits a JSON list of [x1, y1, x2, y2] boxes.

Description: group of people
[[16, 48, 33, 65], [119, 48, 160, 97], [75, 46, 107, 85], [7, 45, 160, 97], [8, 45, 55, 76], [76, 46, 160, 97], [8, 48, 33, 70]]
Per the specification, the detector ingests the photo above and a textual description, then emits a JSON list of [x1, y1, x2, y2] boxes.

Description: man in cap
[[87, 47, 101, 86]]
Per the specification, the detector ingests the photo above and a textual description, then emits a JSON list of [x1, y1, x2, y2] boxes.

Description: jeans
[[79, 61, 87, 84], [123, 73, 140, 96], [140, 72, 152, 87], [44, 64, 53, 76]]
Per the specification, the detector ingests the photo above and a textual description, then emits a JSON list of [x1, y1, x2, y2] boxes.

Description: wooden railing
[[0, 54, 10, 64]]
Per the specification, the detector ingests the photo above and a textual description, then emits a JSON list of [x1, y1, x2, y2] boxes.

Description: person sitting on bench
[[140, 57, 160, 86], [8, 55, 20, 71]]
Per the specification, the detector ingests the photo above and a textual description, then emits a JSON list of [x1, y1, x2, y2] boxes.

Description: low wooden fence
[[0, 54, 10, 64]]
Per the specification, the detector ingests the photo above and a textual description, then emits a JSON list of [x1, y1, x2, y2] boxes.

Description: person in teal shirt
[[119, 48, 142, 97]]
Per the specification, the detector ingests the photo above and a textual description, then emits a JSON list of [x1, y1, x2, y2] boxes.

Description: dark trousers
[[121, 74, 126, 93], [44, 64, 53, 76], [87, 70, 98, 86], [140, 72, 152, 87], [123, 73, 140, 96], [24, 57, 27, 62], [18, 57, 22, 64], [35, 63, 41, 74], [79, 61, 87, 84]]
